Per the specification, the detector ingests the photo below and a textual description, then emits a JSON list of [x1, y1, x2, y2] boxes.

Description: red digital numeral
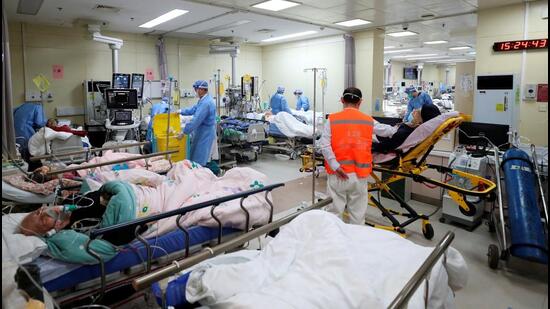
[[531, 40, 539, 47], [502, 42, 511, 50], [540, 39, 548, 48], [513, 41, 521, 49], [521, 41, 529, 48]]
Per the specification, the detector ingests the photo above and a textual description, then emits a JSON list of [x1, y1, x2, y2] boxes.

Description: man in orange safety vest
[[319, 87, 374, 225]]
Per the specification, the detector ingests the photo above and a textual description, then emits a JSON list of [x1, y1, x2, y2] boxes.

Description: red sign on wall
[[52, 64, 64, 79], [537, 84, 548, 102]]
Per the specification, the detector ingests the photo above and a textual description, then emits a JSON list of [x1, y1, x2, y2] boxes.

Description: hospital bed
[[28, 183, 283, 308], [264, 122, 318, 160], [129, 198, 463, 309]]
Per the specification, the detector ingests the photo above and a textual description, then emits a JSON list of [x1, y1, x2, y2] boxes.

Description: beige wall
[[261, 35, 345, 114], [476, 0, 548, 146], [8, 22, 262, 124], [454, 61, 476, 114]]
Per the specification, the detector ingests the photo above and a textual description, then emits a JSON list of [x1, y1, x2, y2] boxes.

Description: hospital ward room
[[2, 0, 549, 308]]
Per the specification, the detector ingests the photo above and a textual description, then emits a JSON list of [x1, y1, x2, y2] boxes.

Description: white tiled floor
[[239, 153, 308, 185]]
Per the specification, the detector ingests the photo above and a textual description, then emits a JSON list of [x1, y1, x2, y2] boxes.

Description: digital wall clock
[[493, 39, 548, 52]]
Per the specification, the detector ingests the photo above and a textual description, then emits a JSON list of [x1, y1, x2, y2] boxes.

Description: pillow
[[2, 213, 47, 264]]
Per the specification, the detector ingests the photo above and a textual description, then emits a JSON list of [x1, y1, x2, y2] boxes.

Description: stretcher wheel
[[422, 223, 434, 240], [299, 168, 304, 172], [459, 201, 477, 217], [487, 244, 500, 269]]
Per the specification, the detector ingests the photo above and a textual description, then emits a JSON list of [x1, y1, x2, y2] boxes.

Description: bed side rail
[[132, 196, 333, 291], [31, 141, 150, 161], [387, 231, 455, 309], [89, 183, 284, 240], [45, 150, 176, 176]]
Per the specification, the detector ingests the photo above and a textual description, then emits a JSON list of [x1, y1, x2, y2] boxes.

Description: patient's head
[[19, 206, 71, 237], [46, 118, 58, 128], [29, 166, 53, 183], [420, 103, 441, 123]]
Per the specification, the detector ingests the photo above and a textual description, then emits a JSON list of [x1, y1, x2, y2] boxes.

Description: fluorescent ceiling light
[[384, 46, 397, 49], [384, 49, 413, 54], [335, 19, 371, 27], [404, 53, 438, 58], [449, 46, 471, 50], [426, 59, 469, 63], [252, 0, 300, 11], [139, 9, 188, 28], [424, 40, 448, 45], [262, 30, 317, 42], [17, 0, 44, 15], [407, 55, 450, 60], [387, 31, 418, 37], [468, 51, 476, 55]]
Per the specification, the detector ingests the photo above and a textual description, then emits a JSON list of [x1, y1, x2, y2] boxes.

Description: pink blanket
[[70, 150, 171, 177], [135, 161, 270, 237]]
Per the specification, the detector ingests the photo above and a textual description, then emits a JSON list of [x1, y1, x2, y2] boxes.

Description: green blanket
[[46, 181, 137, 264]]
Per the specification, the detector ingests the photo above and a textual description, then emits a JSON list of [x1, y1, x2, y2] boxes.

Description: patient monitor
[[104, 88, 141, 152]]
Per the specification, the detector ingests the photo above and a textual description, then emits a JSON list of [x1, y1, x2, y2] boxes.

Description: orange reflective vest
[[325, 108, 374, 178]]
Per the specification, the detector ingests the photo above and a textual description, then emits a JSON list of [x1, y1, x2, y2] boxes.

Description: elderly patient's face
[[19, 206, 71, 236]]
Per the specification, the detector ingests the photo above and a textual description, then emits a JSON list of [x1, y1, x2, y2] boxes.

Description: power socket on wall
[[25, 91, 54, 102]]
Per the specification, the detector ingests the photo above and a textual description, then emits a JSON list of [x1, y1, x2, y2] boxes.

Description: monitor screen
[[386, 87, 393, 93], [131, 74, 145, 98], [106, 89, 138, 109], [417, 87, 422, 91], [403, 68, 418, 80], [112, 73, 131, 89], [401, 81, 406, 87], [458, 121, 510, 150]]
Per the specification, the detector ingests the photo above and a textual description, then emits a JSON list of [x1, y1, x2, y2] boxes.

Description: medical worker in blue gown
[[270, 86, 292, 115], [293, 89, 310, 111], [403, 86, 433, 124], [179, 80, 216, 166]]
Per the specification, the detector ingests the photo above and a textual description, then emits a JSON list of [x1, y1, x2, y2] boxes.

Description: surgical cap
[[193, 80, 209, 89], [293, 89, 303, 95], [405, 86, 418, 94], [277, 86, 285, 94]]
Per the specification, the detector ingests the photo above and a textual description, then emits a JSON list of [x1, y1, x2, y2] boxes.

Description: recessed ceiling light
[[335, 19, 371, 27], [384, 46, 397, 49], [449, 46, 471, 50], [17, 0, 45, 15], [252, 0, 300, 11], [384, 49, 414, 54], [139, 9, 188, 28], [424, 40, 448, 45], [387, 31, 418, 37], [262, 30, 317, 42]]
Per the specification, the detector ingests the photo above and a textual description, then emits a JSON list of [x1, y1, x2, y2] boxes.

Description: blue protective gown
[[404, 92, 433, 123], [181, 94, 216, 166], [270, 93, 292, 115], [296, 95, 310, 111], [13, 103, 46, 146], [146, 101, 170, 142]]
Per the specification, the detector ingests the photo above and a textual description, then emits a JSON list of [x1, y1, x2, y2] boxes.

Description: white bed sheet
[[2, 180, 56, 204], [185, 210, 467, 309]]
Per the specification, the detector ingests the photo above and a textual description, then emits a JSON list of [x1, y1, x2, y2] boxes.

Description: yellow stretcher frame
[[367, 116, 497, 239]]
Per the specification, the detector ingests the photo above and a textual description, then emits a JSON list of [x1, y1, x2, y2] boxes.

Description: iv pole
[[304, 67, 327, 206]]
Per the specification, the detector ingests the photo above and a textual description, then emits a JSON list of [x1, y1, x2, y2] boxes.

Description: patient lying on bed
[[373, 103, 441, 153]]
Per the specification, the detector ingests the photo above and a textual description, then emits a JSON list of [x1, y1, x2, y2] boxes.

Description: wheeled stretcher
[[367, 115, 496, 239]]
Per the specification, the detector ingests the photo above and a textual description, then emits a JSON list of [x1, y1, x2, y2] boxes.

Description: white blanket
[[186, 210, 467, 309], [290, 109, 323, 126], [269, 112, 314, 138], [28, 127, 73, 156]]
